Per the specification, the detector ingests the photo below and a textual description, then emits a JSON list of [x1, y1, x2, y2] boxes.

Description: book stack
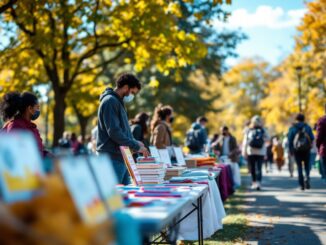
[[136, 157, 166, 184], [165, 167, 187, 180]]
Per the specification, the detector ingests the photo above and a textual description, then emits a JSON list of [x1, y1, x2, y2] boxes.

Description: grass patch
[[203, 186, 248, 245]]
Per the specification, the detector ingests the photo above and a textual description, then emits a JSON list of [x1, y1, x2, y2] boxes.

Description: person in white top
[[282, 133, 294, 177], [242, 115, 269, 190]]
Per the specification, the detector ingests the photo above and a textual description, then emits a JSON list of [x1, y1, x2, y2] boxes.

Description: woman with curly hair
[[0, 91, 48, 157]]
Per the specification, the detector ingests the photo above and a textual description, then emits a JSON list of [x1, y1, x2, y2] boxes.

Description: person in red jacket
[[316, 103, 326, 180], [0, 91, 47, 157]]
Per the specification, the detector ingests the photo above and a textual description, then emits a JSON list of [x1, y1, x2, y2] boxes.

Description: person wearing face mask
[[0, 91, 48, 157], [150, 104, 174, 149], [97, 73, 149, 185], [213, 126, 239, 162]]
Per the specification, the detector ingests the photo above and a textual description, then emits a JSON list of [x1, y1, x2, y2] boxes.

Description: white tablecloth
[[178, 179, 226, 240], [227, 162, 241, 188]]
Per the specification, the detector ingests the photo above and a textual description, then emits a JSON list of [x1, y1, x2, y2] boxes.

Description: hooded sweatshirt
[[316, 115, 326, 157], [96, 88, 140, 161]]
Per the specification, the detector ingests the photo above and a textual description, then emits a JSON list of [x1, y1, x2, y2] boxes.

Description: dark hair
[[0, 91, 38, 121], [211, 133, 219, 143], [70, 133, 77, 141], [115, 73, 141, 90], [197, 116, 208, 123], [151, 104, 173, 131], [221, 126, 229, 132], [296, 113, 305, 122], [313, 123, 317, 131], [131, 112, 150, 135]]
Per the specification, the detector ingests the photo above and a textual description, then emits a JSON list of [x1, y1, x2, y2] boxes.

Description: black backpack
[[293, 126, 311, 152], [185, 129, 202, 151], [248, 128, 265, 149]]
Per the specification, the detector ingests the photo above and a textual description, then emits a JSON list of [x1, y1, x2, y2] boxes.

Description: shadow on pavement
[[242, 174, 326, 245]]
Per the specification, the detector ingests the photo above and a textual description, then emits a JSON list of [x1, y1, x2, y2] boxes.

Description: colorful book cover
[[88, 155, 124, 212], [59, 157, 107, 224], [120, 146, 142, 185], [0, 132, 43, 203]]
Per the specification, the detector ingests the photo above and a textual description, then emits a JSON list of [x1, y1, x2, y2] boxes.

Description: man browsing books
[[97, 73, 149, 184]]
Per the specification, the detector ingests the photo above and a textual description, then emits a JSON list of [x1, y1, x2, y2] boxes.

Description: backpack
[[248, 128, 265, 149], [293, 126, 311, 152], [185, 129, 202, 151]]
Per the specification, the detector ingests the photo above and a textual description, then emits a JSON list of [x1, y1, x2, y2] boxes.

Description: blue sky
[[216, 0, 308, 66]]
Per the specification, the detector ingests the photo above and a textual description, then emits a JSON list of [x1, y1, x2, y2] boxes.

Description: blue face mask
[[123, 93, 134, 103], [31, 110, 40, 121]]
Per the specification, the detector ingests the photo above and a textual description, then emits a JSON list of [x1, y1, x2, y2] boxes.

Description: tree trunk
[[53, 91, 66, 147], [78, 116, 90, 141], [72, 103, 92, 140]]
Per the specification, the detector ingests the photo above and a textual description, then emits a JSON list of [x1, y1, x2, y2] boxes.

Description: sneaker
[[251, 182, 257, 190], [256, 182, 261, 191], [300, 185, 305, 191], [305, 180, 311, 189]]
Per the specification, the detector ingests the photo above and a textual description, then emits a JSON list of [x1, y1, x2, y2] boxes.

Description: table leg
[[198, 195, 204, 245], [196, 197, 201, 245]]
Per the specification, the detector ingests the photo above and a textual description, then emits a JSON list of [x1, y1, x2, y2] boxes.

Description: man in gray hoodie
[[97, 73, 149, 184]]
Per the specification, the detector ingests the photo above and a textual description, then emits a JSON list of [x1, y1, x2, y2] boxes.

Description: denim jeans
[[309, 153, 317, 171], [248, 155, 264, 182], [294, 151, 310, 187], [321, 157, 326, 179], [111, 158, 131, 185]]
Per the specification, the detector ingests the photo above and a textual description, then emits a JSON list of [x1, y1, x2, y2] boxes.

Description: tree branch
[[10, 7, 35, 36], [0, 0, 17, 14], [75, 49, 125, 77], [61, 0, 70, 86], [69, 38, 131, 87], [44, 8, 58, 72]]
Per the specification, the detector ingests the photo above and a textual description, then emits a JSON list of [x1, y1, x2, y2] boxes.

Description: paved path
[[242, 167, 326, 245]]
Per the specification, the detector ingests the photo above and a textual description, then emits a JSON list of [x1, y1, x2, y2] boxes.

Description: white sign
[[60, 157, 107, 224], [88, 155, 124, 211], [0, 132, 43, 203], [149, 146, 161, 162], [173, 147, 186, 166], [158, 149, 172, 167]]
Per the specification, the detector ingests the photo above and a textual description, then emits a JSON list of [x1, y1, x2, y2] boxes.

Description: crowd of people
[[0, 73, 325, 191]]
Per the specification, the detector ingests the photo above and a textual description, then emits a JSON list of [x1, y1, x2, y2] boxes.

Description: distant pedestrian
[[272, 136, 284, 172], [282, 133, 294, 177], [59, 131, 71, 149], [316, 104, 326, 181], [242, 115, 269, 190], [70, 133, 79, 153], [288, 114, 314, 190], [265, 139, 274, 173], [213, 126, 239, 163], [309, 124, 318, 171], [185, 116, 208, 154]]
